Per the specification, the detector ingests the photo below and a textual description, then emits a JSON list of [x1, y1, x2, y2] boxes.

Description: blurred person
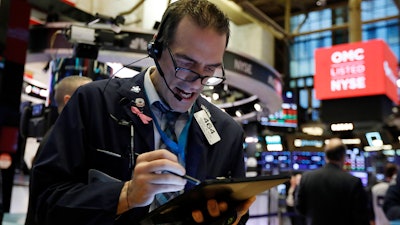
[[383, 168, 400, 221], [295, 138, 369, 225], [286, 172, 305, 225], [26, 1, 256, 225], [25, 75, 92, 225], [53, 75, 93, 114], [371, 163, 398, 225]]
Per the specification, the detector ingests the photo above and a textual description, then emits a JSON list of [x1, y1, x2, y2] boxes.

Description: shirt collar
[[144, 66, 193, 114], [144, 66, 162, 107]]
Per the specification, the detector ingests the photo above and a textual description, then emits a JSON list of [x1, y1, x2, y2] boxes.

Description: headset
[[146, 6, 183, 102], [147, 4, 171, 60]]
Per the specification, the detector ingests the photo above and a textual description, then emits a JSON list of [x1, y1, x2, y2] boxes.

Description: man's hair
[[384, 163, 398, 178], [324, 138, 347, 161], [54, 75, 92, 112], [156, 0, 230, 48]]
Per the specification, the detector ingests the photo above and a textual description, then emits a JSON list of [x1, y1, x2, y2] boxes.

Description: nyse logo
[[234, 59, 252, 75]]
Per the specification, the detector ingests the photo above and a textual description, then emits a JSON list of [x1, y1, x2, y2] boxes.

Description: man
[[286, 172, 305, 225], [383, 168, 400, 221], [295, 138, 369, 225], [53, 75, 93, 114], [27, 1, 255, 225], [371, 163, 397, 225], [25, 75, 92, 225]]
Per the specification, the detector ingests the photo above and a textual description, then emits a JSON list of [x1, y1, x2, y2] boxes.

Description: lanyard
[[150, 106, 193, 165]]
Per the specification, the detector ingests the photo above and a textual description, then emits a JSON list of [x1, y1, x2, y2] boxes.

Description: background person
[[286, 172, 305, 225], [383, 168, 400, 221], [371, 163, 398, 225], [27, 1, 256, 225], [25, 75, 92, 225], [295, 138, 369, 225]]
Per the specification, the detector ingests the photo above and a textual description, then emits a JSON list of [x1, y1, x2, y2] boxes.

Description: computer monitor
[[292, 151, 325, 171], [349, 171, 368, 187]]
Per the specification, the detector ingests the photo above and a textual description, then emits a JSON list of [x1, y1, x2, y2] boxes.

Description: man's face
[[154, 16, 227, 113]]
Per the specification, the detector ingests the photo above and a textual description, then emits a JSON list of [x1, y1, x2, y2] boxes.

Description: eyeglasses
[[167, 47, 226, 86]]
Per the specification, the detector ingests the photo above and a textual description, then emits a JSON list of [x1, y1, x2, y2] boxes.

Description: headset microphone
[[152, 57, 182, 101]]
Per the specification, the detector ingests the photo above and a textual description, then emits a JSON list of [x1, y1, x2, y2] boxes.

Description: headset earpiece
[[147, 39, 163, 59]]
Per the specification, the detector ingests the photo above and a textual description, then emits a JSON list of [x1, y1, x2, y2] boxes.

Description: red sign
[[314, 39, 399, 104]]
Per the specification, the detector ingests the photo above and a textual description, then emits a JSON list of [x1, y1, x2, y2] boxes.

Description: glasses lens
[[175, 67, 224, 86]]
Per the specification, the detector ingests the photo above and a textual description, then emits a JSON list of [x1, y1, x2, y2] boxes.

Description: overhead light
[[235, 110, 243, 117], [331, 123, 354, 131], [212, 93, 220, 100], [254, 103, 262, 112], [302, 127, 324, 136]]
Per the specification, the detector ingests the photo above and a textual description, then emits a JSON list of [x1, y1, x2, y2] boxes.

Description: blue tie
[[151, 101, 182, 210]]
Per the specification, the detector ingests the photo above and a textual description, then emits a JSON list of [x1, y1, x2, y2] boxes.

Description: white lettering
[[330, 77, 366, 91], [331, 48, 365, 64], [233, 59, 252, 75], [330, 64, 365, 77]]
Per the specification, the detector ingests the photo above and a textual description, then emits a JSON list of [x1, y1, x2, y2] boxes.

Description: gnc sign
[[314, 39, 399, 104]]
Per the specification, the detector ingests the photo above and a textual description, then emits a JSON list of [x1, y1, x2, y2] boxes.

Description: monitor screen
[[349, 171, 368, 187], [344, 148, 366, 171], [292, 151, 325, 171], [257, 151, 291, 173], [260, 90, 297, 128]]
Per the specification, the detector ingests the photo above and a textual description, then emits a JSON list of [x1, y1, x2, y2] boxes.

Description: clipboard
[[140, 174, 289, 225]]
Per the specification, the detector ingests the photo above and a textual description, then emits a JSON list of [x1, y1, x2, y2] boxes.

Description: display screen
[[265, 135, 284, 151], [260, 90, 297, 128], [344, 148, 365, 171], [257, 151, 291, 173], [314, 39, 399, 104], [292, 151, 325, 171], [349, 171, 368, 187]]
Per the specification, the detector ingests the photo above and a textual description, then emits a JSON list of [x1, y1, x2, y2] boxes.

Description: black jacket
[[295, 163, 369, 225], [383, 169, 400, 220], [26, 71, 246, 225]]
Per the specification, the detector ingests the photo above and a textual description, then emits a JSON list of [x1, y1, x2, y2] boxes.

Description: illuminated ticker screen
[[257, 151, 291, 173], [292, 151, 325, 171], [344, 148, 366, 171], [261, 91, 297, 128]]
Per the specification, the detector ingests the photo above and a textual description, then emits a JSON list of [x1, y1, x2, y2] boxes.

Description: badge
[[135, 98, 145, 108], [131, 98, 152, 124], [194, 110, 220, 145], [130, 86, 141, 93]]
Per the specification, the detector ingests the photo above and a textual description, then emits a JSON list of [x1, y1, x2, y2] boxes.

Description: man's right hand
[[118, 149, 187, 213]]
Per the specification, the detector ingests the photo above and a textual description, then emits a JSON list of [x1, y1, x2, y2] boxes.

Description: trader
[[295, 138, 369, 225], [28, 1, 255, 225]]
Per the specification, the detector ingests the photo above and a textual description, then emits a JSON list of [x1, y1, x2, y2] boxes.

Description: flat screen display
[[292, 151, 325, 171], [349, 171, 368, 187], [257, 151, 291, 173], [260, 90, 297, 128]]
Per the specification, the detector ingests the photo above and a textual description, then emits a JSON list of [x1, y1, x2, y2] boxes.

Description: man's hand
[[191, 196, 256, 224], [118, 149, 187, 214]]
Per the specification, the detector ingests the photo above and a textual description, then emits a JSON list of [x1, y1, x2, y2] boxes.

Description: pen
[[134, 152, 201, 185]]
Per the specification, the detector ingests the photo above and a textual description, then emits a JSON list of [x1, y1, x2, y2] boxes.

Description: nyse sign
[[314, 39, 399, 103], [234, 58, 252, 75], [224, 51, 280, 90], [329, 48, 366, 92]]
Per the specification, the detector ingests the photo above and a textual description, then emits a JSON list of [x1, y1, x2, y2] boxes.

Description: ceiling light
[[254, 103, 262, 112]]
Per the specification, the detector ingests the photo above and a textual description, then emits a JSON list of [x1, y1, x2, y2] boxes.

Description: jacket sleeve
[[29, 83, 147, 225], [294, 174, 307, 216]]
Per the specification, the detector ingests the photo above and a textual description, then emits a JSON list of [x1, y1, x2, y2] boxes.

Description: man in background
[[25, 75, 92, 225], [371, 163, 397, 225], [383, 166, 400, 221], [52, 75, 93, 114], [295, 138, 369, 225]]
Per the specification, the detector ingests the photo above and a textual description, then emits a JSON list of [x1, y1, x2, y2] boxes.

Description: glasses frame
[[166, 47, 226, 86]]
